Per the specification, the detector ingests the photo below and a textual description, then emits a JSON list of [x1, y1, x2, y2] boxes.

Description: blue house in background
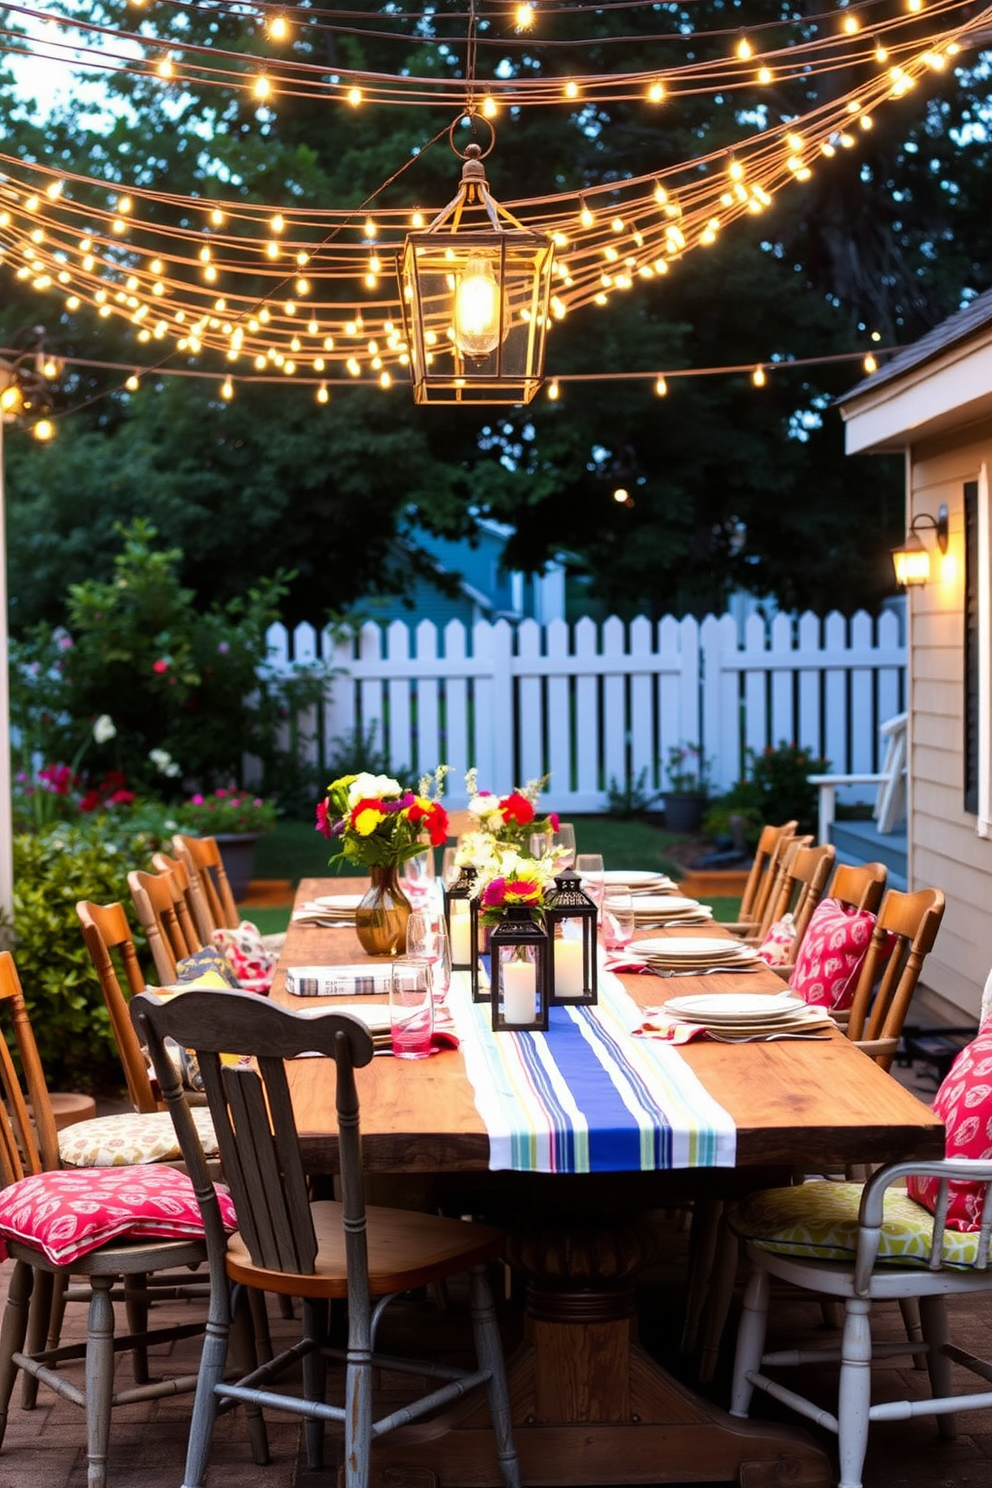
[[371, 518, 567, 628]]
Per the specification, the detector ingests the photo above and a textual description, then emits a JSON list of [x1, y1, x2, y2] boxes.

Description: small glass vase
[[355, 864, 412, 957]]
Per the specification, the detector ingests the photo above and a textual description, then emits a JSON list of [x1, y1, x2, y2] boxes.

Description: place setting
[[625, 935, 763, 975], [635, 991, 835, 1044], [601, 869, 679, 894], [631, 893, 714, 928], [290, 892, 363, 927]]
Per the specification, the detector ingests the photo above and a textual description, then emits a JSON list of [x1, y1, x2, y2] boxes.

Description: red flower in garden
[[498, 792, 535, 827]]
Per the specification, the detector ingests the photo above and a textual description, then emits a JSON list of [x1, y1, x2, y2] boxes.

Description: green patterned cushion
[[729, 1182, 983, 1269]]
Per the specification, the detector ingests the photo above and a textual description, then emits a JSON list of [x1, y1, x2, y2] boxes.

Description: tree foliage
[[2, 1, 990, 626]]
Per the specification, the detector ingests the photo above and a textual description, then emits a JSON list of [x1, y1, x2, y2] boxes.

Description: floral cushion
[[789, 898, 878, 1010], [57, 1107, 219, 1168], [757, 914, 796, 967], [0, 1165, 237, 1266], [212, 922, 278, 994], [907, 1030, 992, 1230], [729, 1181, 983, 1269], [176, 947, 240, 988]]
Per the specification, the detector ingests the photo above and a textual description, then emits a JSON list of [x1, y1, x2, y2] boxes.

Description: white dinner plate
[[666, 993, 807, 1024], [634, 936, 751, 960], [631, 895, 702, 915], [601, 870, 675, 889], [311, 894, 363, 911], [296, 1002, 392, 1032]]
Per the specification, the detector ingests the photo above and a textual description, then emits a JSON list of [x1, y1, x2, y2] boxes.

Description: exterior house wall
[[907, 425, 992, 1019]]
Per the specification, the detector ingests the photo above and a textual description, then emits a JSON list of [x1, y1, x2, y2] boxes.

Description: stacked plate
[[296, 1001, 393, 1051], [631, 935, 762, 973], [631, 894, 713, 927], [661, 992, 832, 1040], [291, 893, 363, 927], [602, 869, 677, 894]]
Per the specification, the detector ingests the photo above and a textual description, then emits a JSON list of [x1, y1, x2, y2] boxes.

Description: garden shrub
[[11, 813, 173, 1093], [704, 741, 830, 840]]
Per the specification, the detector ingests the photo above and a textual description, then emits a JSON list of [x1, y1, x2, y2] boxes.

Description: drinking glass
[[389, 958, 434, 1060], [440, 846, 461, 888], [401, 849, 436, 910], [552, 822, 577, 869], [405, 910, 452, 1003], [575, 852, 605, 911], [528, 831, 553, 860], [601, 890, 635, 950]]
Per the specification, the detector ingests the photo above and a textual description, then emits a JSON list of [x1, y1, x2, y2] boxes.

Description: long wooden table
[[274, 878, 944, 1488]]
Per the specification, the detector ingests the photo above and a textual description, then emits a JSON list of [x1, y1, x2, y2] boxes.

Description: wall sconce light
[[398, 120, 555, 406], [891, 504, 948, 588]]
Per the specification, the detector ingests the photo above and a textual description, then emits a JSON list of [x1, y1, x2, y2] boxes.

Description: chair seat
[[58, 1106, 219, 1167], [730, 1181, 986, 1270], [7, 1232, 207, 1276], [225, 1200, 506, 1298]]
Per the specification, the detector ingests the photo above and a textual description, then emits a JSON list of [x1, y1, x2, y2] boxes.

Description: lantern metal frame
[[443, 863, 478, 974], [544, 870, 599, 1006], [488, 907, 550, 1032], [398, 124, 555, 407], [891, 505, 948, 589]]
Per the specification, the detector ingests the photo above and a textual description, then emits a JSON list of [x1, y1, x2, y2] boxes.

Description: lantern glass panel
[[545, 871, 598, 1006], [444, 865, 477, 971], [489, 911, 549, 1031]]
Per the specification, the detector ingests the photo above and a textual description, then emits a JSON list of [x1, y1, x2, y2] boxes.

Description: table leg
[[363, 1214, 832, 1488]]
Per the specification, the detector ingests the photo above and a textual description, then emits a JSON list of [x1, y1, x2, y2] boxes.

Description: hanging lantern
[[444, 863, 478, 973], [544, 870, 598, 1006], [489, 908, 550, 1032], [398, 124, 555, 406]]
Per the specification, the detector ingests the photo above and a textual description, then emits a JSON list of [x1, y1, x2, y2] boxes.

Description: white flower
[[149, 747, 182, 778], [345, 773, 402, 808], [92, 714, 116, 744]]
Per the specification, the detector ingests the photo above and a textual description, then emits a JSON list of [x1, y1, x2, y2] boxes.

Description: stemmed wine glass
[[405, 909, 452, 1003], [401, 850, 437, 910], [575, 852, 606, 912]]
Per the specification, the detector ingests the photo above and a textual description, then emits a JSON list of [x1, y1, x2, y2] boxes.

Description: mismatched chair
[[766, 855, 884, 983], [721, 820, 799, 936], [132, 987, 522, 1488], [172, 833, 285, 951], [76, 898, 165, 1114], [127, 865, 203, 985], [749, 841, 836, 952]]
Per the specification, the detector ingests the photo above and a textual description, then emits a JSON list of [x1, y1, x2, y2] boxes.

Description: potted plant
[[662, 743, 713, 834], [175, 788, 279, 901]]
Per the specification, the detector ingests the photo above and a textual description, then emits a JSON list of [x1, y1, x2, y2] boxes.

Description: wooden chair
[[722, 821, 799, 936], [749, 841, 835, 953], [695, 885, 948, 1382], [127, 865, 203, 986], [763, 850, 879, 982], [172, 834, 285, 951], [809, 711, 908, 844], [152, 850, 216, 945], [76, 899, 163, 1114], [737, 833, 814, 945], [0, 957, 219, 1488], [132, 987, 522, 1488], [728, 1157, 992, 1488]]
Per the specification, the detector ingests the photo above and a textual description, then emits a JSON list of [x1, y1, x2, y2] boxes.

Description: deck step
[[828, 819, 907, 890]]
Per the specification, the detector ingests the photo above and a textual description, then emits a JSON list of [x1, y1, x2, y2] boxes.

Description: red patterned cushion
[[788, 897, 878, 1010], [757, 914, 796, 967], [908, 1031, 992, 1230], [0, 1166, 237, 1266]]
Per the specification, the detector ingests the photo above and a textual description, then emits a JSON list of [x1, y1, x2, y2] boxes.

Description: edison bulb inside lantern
[[452, 254, 505, 359]]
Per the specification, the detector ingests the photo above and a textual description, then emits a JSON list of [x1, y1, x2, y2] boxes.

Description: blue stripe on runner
[[542, 1007, 655, 1171]]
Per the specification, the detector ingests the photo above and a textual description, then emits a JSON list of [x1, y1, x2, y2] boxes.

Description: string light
[[751, 365, 767, 387]]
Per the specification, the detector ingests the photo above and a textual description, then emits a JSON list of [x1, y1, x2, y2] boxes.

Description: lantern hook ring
[[448, 109, 496, 162]]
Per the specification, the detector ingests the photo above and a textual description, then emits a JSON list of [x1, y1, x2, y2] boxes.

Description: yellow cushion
[[729, 1181, 984, 1269], [57, 1107, 218, 1167]]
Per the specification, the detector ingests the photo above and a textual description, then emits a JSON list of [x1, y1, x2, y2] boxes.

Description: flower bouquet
[[475, 849, 557, 927], [316, 767, 449, 954], [456, 771, 559, 867]]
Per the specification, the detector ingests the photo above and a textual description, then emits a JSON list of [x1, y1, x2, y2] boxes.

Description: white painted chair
[[808, 711, 908, 845], [728, 1158, 992, 1488]]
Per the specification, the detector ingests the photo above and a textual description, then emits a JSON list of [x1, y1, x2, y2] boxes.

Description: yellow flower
[[352, 804, 385, 836]]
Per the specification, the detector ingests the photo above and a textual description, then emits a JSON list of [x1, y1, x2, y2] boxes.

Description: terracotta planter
[[213, 832, 262, 903], [662, 793, 708, 834]]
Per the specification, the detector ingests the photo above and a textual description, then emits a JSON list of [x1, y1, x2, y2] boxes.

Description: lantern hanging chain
[[465, 0, 479, 116]]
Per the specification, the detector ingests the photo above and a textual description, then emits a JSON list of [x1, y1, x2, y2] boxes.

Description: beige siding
[[908, 425, 992, 1019]]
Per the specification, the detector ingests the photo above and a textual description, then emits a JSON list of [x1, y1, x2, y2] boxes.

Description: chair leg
[[20, 1268, 55, 1409], [248, 1286, 274, 1364], [301, 1297, 328, 1471], [231, 1286, 269, 1467], [344, 1344, 373, 1488], [836, 1297, 872, 1488], [918, 1293, 956, 1440], [0, 1260, 33, 1447], [123, 1272, 150, 1385], [899, 1295, 927, 1369], [467, 1264, 521, 1488], [729, 1265, 769, 1418], [46, 1271, 68, 1351], [84, 1274, 116, 1488]]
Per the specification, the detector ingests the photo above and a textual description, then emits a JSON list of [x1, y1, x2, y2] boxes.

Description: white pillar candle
[[554, 938, 585, 999], [449, 901, 472, 964], [502, 958, 537, 1024]]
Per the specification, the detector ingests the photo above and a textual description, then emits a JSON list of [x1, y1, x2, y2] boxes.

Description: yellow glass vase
[[355, 864, 411, 956]]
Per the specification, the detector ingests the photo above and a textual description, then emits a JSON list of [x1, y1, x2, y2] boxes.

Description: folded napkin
[[633, 1008, 833, 1044], [603, 953, 660, 975], [292, 908, 354, 927], [285, 964, 394, 997]]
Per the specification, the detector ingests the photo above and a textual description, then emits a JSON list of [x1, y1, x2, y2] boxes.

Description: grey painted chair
[[132, 987, 522, 1488]]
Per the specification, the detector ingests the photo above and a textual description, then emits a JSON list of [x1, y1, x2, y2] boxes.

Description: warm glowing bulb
[[579, 202, 594, 229], [736, 37, 752, 60], [647, 80, 665, 103], [548, 380, 560, 401], [210, 208, 224, 226], [757, 66, 773, 84], [863, 353, 878, 373], [564, 80, 578, 99], [515, 3, 534, 28], [317, 383, 329, 404], [347, 86, 362, 106], [125, 375, 139, 391], [253, 75, 271, 101], [267, 15, 288, 40], [843, 15, 860, 33], [452, 254, 505, 358], [613, 487, 629, 504], [655, 376, 668, 397], [221, 377, 234, 399], [33, 419, 54, 441], [0, 386, 21, 413], [411, 210, 425, 229], [481, 95, 497, 118], [157, 57, 174, 79], [752, 365, 767, 387]]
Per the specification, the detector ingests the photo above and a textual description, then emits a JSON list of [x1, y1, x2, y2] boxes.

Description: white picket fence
[[267, 609, 905, 813]]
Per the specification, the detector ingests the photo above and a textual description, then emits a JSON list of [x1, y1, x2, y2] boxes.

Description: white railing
[[267, 609, 905, 813]]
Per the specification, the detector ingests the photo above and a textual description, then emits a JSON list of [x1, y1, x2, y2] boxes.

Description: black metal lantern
[[398, 128, 555, 407], [489, 908, 550, 1032], [545, 870, 598, 1006], [444, 864, 477, 973]]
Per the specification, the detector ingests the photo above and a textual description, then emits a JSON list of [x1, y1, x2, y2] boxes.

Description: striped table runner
[[447, 968, 736, 1173]]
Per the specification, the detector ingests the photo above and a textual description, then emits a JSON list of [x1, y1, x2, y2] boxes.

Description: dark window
[[964, 479, 980, 815]]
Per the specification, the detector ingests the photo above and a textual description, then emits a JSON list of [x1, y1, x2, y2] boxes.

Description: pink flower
[[315, 800, 332, 840], [152, 659, 169, 674]]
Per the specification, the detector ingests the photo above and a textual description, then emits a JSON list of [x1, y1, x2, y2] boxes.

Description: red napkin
[[604, 954, 660, 975], [633, 1010, 707, 1043]]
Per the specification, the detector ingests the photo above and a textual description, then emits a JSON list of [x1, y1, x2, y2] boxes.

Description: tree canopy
[[2, 1, 990, 626]]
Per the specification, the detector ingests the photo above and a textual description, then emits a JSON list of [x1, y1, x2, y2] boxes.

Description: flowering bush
[[664, 742, 714, 796], [175, 787, 278, 836], [315, 766, 449, 870]]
